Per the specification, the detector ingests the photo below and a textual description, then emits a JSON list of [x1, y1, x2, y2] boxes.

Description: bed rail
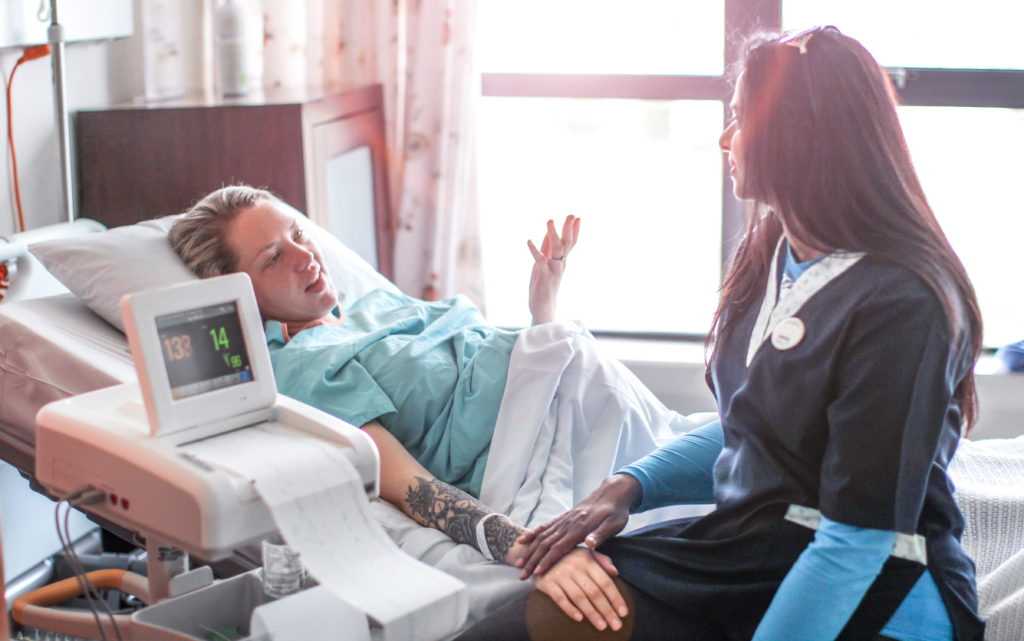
[[0, 219, 105, 303]]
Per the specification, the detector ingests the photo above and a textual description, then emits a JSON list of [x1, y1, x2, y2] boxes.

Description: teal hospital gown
[[264, 289, 519, 497]]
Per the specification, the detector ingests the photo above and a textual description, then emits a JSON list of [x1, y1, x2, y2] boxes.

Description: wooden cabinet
[[74, 85, 393, 278]]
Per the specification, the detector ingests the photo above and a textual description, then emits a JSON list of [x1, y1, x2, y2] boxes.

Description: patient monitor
[[123, 271, 275, 442], [34, 274, 466, 641]]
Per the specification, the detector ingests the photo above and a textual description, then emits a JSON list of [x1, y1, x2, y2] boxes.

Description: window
[[478, 97, 723, 333], [783, 0, 1024, 347], [478, 0, 1024, 346], [476, 0, 725, 76], [898, 106, 1024, 347], [784, 0, 1024, 70], [477, 0, 731, 337]]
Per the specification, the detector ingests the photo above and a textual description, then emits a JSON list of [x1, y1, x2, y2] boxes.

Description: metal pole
[[48, 0, 76, 223]]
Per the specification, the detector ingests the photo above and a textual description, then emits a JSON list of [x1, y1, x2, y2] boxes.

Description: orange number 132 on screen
[[162, 334, 193, 362]]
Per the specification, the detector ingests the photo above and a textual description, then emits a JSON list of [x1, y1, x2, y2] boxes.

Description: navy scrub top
[[603, 243, 983, 641]]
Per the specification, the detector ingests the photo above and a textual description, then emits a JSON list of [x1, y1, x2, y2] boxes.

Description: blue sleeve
[[618, 420, 722, 512], [752, 516, 896, 641]]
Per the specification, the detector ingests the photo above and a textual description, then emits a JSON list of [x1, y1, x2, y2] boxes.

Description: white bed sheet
[[949, 436, 1024, 641], [0, 288, 528, 630], [12, 295, 1018, 636], [0, 293, 527, 631], [0, 296, 708, 632], [0, 293, 135, 451], [481, 320, 710, 529], [0, 294, 539, 632]]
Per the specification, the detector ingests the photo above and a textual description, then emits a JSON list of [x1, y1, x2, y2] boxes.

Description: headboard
[[74, 84, 394, 280]]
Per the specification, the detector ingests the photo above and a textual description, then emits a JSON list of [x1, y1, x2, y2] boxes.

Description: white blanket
[[375, 323, 1024, 638], [480, 320, 702, 527], [375, 321, 706, 631], [950, 436, 1024, 641]]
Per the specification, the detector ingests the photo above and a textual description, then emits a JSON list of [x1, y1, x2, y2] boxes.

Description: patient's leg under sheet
[[480, 321, 702, 528]]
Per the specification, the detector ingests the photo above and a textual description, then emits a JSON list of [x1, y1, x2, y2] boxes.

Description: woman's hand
[[533, 548, 628, 632], [517, 473, 641, 578], [528, 215, 580, 325]]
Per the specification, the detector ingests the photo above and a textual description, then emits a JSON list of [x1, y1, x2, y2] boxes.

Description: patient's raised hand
[[527, 215, 580, 325], [532, 548, 628, 632], [517, 473, 641, 578]]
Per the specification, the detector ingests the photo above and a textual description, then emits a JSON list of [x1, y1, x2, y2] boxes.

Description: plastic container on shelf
[[214, 0, 249, 97]]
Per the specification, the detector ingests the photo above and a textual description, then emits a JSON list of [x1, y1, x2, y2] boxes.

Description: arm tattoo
[[484, 514, 520, 563], [404, 476, 524, 563]]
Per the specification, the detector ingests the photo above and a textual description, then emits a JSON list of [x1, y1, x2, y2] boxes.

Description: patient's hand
[[533, 548, 627, 632], [517, 473, 640, 578], [528, 215, 580, 325]]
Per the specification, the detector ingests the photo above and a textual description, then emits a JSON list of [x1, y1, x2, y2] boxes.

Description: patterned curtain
[[325, 0, 484, 304], [141, 1, 484, 305]]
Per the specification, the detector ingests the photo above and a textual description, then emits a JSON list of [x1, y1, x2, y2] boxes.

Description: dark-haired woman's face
[[720, 76, 749, 200]]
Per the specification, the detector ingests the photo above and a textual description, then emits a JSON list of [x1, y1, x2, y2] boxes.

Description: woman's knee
[[455, 578, 635, 641], [523, 576, 636, 641], [456, 576, 713, 641]]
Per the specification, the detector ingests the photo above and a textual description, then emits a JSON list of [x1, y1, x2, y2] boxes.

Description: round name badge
[[771, 317, 806, 351]]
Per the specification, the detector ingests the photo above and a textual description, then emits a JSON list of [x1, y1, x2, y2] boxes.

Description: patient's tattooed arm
[[404, 476, 525, 564], [360, 422, 525, 565], [484, 514, 521, 563]]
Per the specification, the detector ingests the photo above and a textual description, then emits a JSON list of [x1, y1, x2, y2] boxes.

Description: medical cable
[[4, 44, 51, 233], [63, 490, 125, 641], [64, 497, 126, 641], [61, 490, 123, 641], [54, 493, 107, 641], [57, 491, 118, 641], [54, 489, 125, 641]]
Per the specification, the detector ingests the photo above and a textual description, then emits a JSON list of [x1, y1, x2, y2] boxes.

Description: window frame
[[478, 0, 1024, 341]]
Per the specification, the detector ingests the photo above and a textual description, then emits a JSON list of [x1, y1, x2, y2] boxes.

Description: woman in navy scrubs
[[458, 27, 985, 641]]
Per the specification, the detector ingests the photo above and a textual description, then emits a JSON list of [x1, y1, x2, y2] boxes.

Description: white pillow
[[29, 206, 398, 332]]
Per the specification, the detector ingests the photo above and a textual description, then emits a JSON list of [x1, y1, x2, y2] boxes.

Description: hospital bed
[[4, 208, 663, 634], [2, 212, 1023, 640], [0, 213, 538, 639]]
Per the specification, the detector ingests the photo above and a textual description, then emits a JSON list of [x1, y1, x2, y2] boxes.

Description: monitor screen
[[156, 302, 253, 400]]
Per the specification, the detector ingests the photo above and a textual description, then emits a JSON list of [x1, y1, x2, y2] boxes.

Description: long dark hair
[[709, 28, 982, 429]]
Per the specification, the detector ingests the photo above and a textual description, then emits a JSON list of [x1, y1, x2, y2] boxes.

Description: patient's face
[[226, 201, 339, 325]]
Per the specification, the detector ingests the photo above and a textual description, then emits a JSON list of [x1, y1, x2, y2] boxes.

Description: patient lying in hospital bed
[[168, 185, 706, 620], [4, 194, 1024, 639], [0, 187, 705, 630]]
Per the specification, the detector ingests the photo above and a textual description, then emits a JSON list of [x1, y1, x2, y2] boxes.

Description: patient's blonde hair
[[170, 185, 280, 278]]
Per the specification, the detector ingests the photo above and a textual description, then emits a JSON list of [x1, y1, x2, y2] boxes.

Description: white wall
[[2, 462, 93, 586], [970, 373, 1024, 440], [0, 0, 218, 238], [0, 37, 142, 237], [0, 5, 154, 589]]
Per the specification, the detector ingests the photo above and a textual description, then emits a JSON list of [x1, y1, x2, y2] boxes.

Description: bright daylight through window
[[477, 0, 1024, 347]]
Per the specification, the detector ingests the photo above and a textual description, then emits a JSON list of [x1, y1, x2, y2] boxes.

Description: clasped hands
[[512, 473, 643, 632]]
